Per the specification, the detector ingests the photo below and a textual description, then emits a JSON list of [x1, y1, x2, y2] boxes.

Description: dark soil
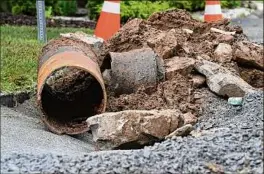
[[0, 12, 96, 29]]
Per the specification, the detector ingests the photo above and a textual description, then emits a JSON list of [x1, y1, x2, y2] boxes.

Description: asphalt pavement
[[231, 10, 263, 43]]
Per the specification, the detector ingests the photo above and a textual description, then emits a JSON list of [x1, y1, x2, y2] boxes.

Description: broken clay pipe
[[104, 48, 165, 95], [37, 39, 107, 135]]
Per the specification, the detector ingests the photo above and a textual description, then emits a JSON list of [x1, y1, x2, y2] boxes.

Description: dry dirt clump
[[101, 9, 246, 59], [107, 73, 201, 117]]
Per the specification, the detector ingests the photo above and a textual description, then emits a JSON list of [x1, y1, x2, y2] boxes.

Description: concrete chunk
[[233, 41, 264, 70], [87, 110, 181, 150], [214, 43, 233, 63], [164, 57, 195, 80], [195, 59, 255, 97]]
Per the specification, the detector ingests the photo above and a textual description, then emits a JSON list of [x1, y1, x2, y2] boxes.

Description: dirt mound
[[0, 12, 96, 29], [101, 9, 246, 58], [107, 73, 201, 117], [100, 9, 253, 77], [102, 9, 263, 116]]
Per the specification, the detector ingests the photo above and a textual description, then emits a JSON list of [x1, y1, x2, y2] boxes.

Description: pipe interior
[[41, 67, 104, 128]]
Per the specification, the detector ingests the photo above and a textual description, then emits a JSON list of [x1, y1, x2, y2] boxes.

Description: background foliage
[[1, 0, 77, 17], [87, 0, 242, 22], [1, 0, 243, 21]]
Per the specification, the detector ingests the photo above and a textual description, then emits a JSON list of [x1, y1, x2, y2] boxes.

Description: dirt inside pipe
[[41, 66, 104, 134]]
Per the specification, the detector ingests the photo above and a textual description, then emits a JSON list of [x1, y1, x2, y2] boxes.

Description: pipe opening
[[41, 66, 104, 134]]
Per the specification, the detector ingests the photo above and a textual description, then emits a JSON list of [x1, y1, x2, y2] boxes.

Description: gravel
[[1, 90, 263, 173]]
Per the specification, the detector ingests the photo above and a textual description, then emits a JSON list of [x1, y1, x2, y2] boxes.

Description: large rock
[[214, 43, 233, 63], [233, 41, 264, 70], [195, 59, 255, 97], [86, 110, 181, 150], [164, 56, 195, 80], [147, 29, 179, 59]]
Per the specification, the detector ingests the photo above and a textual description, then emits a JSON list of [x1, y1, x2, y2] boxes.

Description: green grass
[[1, 25, 93, 93]]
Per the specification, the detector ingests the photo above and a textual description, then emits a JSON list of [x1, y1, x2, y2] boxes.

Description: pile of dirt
[[102, 9, 263, 116], [107, 73, 200, 116], [100, 9, 245, 61]]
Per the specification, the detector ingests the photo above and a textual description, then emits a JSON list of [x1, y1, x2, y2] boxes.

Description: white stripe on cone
[[102, 1, 120, 14], [204, 5, 222, 15]]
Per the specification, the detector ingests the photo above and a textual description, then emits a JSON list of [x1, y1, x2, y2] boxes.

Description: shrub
[[8, 0, 78, 17], [221, 0, 241, 9], [86, 0, 171, 23], [86, 0, 242, 23], [168, 0, 205, 11], [10, 0, 36, 16], [121, 1, 170, 22], [86, 0, 104, 20], [54, 0, 77, 16]]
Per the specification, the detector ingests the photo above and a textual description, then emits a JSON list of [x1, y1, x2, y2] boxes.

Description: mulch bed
[[0, 12, 96, 29]]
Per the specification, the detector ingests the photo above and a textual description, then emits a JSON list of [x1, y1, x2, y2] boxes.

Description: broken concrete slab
[[195, 59, 255, 97], [86, 110, 180, 150], [214, 43, 233, 63], [233, 41, 264, 70], [164, 56, 195, 80], [60, 31, 104, 50]]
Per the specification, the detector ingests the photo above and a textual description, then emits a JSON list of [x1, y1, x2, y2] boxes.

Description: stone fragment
[[228, 97, 243, 106], [87, 110, 180, 150], [147, 29, 179, 59], [60, 31, 104, 50], [182, 28, 193, 34], [102, 69, 111, 85], [192, 74, 206, 88], [181, 112, 197, 125], [164, 57, 195, 80], [195, 59, 255, 97], [233, 41, 264, 70], [217, 34, 234, 43], [165, 124, 193, 139], [214, 43, 233, 63]]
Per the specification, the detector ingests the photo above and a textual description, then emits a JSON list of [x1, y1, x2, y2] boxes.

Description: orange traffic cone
[[94, 0, 120, 41], [204, 0, 223, 22]]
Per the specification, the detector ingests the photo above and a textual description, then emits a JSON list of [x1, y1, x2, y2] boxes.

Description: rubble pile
[[102, 9, 263, 115], [90, 9, 263, 149], [36, 9, 263, 149], [100, 9, 263, 88]]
